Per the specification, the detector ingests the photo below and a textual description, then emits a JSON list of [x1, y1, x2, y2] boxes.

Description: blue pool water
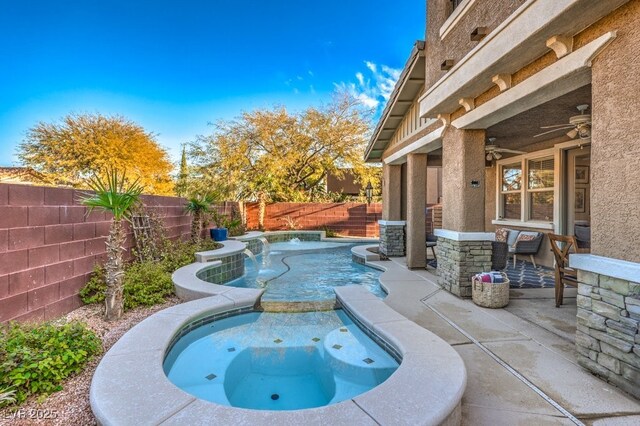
[[228, 242, 385, 303], [163, 310, 399, 410]]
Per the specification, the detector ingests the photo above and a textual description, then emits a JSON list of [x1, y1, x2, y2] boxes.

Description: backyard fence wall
[[0, 185, 381, 323], [0, 184, 191, 323], [245, 202, 382, 237]]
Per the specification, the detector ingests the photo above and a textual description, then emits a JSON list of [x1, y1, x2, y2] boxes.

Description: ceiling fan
[[485, 138, 526, 161], [534, 104, 591, 139]]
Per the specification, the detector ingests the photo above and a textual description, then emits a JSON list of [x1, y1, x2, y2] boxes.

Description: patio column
[[382, 164, 402, 220], [379, 164, 405, 257], [442, 127, 486, 232], [406, 153, 427, 268], [436, 127, 493, 297]]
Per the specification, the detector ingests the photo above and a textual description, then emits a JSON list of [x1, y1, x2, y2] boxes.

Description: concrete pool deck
[[370, 254, 640, 425]]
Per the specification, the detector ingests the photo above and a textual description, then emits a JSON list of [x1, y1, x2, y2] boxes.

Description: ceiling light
[[567, 129, 578, 139], [486, 153, 493, 161], [494, 152, 502, 160], [578, 126, 591, 139]]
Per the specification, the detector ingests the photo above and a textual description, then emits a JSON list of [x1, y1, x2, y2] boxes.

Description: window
[[500, 163, 521, 220], [527, 158, 554, 221], [498, 156, 555, 223]]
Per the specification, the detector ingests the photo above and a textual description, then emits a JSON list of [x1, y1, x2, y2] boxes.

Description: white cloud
[[335, 61, 402, 114]]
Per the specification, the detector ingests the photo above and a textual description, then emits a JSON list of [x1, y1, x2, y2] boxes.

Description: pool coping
[[90, 285, 466, 425]]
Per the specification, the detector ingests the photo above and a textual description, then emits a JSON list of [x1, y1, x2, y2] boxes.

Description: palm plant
[[185, 193, 215, 242], [0, 388, 16, 408], [80, 169, 144, 320]]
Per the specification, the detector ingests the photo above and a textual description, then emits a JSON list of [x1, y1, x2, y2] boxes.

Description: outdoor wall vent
[[441, 59, 454, 71], [470, 27, 489, 41]]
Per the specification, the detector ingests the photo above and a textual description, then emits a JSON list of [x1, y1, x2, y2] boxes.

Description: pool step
[[323, 327, 397, 386]]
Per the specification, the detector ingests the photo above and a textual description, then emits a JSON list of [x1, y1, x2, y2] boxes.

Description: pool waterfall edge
[[90, 232, 467, 425]]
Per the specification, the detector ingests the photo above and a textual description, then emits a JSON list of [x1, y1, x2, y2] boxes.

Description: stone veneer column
[[571, 255, 640, 398], [406, 153, 427, 268], [379, 221, 406, 257], [379, 164, 405, 257], [436, 232, 493, 297], [436, 127, 491, 296]]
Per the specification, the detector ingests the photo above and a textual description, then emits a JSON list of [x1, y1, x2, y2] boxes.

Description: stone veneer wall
[[437, 237, 492, 297], [379, 223, 405, 257], [575, 270, 640, 398]]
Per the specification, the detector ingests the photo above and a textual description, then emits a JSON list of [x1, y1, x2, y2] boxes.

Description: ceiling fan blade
[[533, 128, 571, 138], [496, 148, 527, 154], [540, 124, 574, 129]]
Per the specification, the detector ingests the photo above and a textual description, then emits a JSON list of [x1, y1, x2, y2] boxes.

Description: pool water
[[164, 310, 399, 410], [228, 242, 385, 303]]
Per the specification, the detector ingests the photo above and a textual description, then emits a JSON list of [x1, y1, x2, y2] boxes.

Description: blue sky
[[0, 0, 425, 166]]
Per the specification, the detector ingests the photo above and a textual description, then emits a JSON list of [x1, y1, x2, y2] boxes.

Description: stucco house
[[366, 0, 640, 397]]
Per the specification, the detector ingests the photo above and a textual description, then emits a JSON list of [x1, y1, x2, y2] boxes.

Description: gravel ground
[[0, 298, 180, 425]]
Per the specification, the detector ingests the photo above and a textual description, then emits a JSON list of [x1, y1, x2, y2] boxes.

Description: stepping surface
[[366, 256, 640, 424]]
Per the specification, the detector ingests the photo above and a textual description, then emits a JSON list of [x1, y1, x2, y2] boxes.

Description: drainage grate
[[340, 328, 348, 333], [363, 358, 375, 364], [312, 337, 321, 342], [332, 344, 342, 350], [271, 394, 279, 400], [205, 373, 217, 380], [273, 339, 283, 344], [227, 347, 236, 352]]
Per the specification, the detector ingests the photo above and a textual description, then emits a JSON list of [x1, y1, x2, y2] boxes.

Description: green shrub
[[0, 321, 101, 407], [123, 261, 174, 310], [79, 265, 107, 305], [80, 239, 220, 309]]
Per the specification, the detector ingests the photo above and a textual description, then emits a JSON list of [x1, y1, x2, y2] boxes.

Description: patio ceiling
[[487, 84, 592, 152], [364, 41, 425, 162]]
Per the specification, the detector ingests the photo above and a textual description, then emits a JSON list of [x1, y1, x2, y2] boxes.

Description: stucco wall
[[425, 0, 527, 90], [484, 166, 496, 232], [441, 127, 486, 232], [590, 0, 640, 263]]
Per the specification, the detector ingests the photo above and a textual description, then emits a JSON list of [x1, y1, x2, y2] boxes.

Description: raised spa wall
[[194, 231, 324, 285], [173, 231, 338, 302]]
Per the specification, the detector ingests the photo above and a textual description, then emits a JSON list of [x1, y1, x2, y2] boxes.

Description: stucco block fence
[[245, 202, 381, 237], [574, 268, 640, 398], [1, 184, 380, 323], [0, 184, 192, 323]]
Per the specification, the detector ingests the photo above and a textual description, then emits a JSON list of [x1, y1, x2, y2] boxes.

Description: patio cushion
[[506, 230, 520, 247], [495, 228, 509, 243], [512, 231, 538, 248]]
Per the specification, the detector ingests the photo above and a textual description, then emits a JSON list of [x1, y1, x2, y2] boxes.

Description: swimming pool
[[163, 309, 399, 410], [202, 241, 385, 306]]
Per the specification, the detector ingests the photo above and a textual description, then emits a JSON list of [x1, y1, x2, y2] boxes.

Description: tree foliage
[[187, 92, 381, 202], [18, 113, 174, 195]]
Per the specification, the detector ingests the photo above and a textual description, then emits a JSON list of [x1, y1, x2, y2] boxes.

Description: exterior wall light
[[365, 181, 373, 205]]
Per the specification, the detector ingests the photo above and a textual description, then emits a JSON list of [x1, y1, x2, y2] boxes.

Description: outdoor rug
[[503, 260, 555, 289]]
